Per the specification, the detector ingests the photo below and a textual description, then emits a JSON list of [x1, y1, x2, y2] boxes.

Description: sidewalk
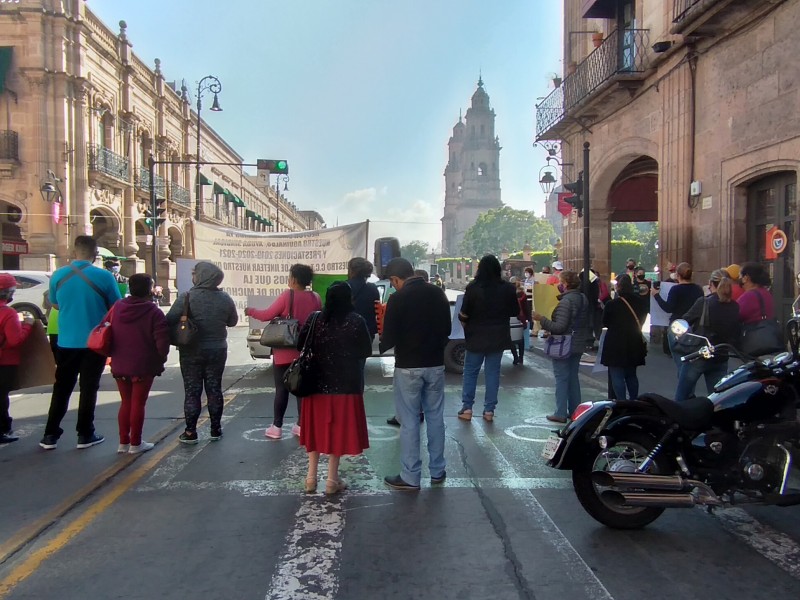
[[529, 333, 680, 399]]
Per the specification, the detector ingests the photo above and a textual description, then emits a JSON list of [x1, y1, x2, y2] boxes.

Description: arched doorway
[[1, 200, 25, 270], [607, 156, 659, 275], [168, 226, 184, 262], [90, 207, 122, 255]]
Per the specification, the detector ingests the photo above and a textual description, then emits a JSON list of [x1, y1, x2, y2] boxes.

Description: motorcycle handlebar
[[680, 342, 757, 363], [680, 348, 707, 362]]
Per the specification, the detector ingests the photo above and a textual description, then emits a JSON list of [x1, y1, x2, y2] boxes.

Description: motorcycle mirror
[[670, 319, 690, 338]]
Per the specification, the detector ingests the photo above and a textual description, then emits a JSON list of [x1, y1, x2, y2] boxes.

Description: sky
[[88, 0, 564, 254]]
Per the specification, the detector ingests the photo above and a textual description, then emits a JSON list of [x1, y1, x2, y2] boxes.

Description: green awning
[[0, 47, 12, 94], [226, 193, 240, 204], [245, 209, 255, 219], [263, 219, 273, 226], [223, 188, 233, 198], [233, 195, 245, 207], [198, 173, 212, 186], [212, 182, 225, 195]]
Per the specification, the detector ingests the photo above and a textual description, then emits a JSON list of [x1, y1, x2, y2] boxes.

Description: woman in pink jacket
[[245, 264, 322, 439], [0, 273, 33, 444], [109, 273, 170, 454]]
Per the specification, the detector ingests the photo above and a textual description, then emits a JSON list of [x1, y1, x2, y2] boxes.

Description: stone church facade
[[441, 78, 502, 256]]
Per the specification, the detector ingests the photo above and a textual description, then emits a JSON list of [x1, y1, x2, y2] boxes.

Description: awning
[[198, 173, 212, 186], [212, 182, 225, 195], [245, 209, 255, 219], [0, 47, 12, 94], [233, 195, 245, 207]]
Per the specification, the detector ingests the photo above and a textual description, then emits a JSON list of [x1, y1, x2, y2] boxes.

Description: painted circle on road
[[366, 424, 400, 441], [243, 427, 291, 442], [504, 417, 560, 442]]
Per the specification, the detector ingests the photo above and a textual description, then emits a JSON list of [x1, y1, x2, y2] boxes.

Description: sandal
[[305, 477, 317, 494], [325, 478, 348, 495], [482, 411, 494, 422], [457, 408, 473, 421]]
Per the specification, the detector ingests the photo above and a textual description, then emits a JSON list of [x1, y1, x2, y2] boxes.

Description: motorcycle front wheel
[[572, 429, 669, 529]]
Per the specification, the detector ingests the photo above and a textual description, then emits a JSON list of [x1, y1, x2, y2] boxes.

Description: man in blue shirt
[[40, 236, 122, 450]]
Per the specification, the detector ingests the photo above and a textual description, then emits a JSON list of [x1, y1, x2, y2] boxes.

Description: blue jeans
[[461, 350, 503, 414], [393, 366, 446, 486], [608, 366, 639, 400], [675, 359, 729, 401], [552, 353, 582, 419], [667, 329, 683, 372]]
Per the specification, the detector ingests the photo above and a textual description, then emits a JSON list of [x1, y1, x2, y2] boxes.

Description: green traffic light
[[276, 160, 287, 170]]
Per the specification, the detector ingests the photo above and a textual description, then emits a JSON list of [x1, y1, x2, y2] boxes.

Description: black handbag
[[672, 298, 709, 355], [740, 292, 784, 356], [260, 290, 300, 348], [171, 292, 198, 347], [283, 311, 320, 397]]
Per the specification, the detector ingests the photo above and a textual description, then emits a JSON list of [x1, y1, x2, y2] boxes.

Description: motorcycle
[[542, 286, 800, 529]]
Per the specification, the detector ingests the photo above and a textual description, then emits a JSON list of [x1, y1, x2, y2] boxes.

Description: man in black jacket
[[379, 258, 451, 491]]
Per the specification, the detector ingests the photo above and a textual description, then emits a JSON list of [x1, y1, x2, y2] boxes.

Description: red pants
[[116, 377, 154, 446]]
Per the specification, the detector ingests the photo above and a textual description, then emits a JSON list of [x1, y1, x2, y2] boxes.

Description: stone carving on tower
[[441, 77, 502, 256]]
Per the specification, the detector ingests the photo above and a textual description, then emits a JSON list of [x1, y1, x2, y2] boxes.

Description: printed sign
[[179, 221, 369, 320], [765, 226, 787, 260]]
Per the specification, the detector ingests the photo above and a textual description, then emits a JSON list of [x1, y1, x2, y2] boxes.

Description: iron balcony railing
[[535, 28, 650, 140], [136, 167, 166, 195], [0, 130, 19, 161], [170, 182, 191, 207], [87, 144, 130, 181], [673, 0, 709, 23]]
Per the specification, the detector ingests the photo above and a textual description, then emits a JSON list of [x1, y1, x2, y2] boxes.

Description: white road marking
[[504, 424, 558, 443], [713, 507, 800, 580]]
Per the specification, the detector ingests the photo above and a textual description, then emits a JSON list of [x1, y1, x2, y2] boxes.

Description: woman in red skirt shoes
[[297, 282, 372, 494], [0, 273, 33, 444], [108, 273, 170, 454]]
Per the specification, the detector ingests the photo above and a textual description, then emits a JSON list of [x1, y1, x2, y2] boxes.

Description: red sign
[[765, 226, 788, 260], [557, 192, 575, 217], [1, 241, 28, 255]]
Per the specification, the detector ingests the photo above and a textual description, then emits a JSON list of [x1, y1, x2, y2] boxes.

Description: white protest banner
[[177, 221, 368, 320], [649, 281, 676, 327]]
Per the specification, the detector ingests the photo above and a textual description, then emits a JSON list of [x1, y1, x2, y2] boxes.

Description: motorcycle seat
[[638, 393, 715, 431]]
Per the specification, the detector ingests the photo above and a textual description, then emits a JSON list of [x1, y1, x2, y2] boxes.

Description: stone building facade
[[536, 0, 800, 322], [0, 0, 321, 297], [442, 78, 502, 256]]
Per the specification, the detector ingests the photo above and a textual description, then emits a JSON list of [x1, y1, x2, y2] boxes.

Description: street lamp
[[40, 169, 63, 203], [274, 175, 289, 231], [195, 75, 223, 221]]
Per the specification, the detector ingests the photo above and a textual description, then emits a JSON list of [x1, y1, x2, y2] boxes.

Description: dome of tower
[[471, 77, 489, 109]]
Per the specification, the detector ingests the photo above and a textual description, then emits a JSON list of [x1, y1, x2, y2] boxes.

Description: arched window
[[478, 162, 488, 177]]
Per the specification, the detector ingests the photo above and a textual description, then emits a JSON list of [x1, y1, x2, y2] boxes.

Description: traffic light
[[143, 209, 154, 230], [154, 196, 167, 228], [257, 159, 289, 174], [563, 171, 584, 217]]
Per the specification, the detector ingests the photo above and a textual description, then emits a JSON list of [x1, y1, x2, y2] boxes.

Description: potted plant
[[592, 31, 604, 48], [548, 72, 562, 88]]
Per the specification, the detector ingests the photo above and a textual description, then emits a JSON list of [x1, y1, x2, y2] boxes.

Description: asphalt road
[[1, 329, 799, 600]]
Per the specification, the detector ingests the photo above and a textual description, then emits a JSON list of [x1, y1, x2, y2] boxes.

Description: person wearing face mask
[[624, 258, 637, 280], [167, 262, 238, 444], [104, 260, 129, 297], [0, 273, 34, 444], [634, 268, 652, 318]]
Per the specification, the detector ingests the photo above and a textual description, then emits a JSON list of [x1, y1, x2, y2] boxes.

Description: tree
[[460, 206, 557, 257], [400, 240, 430, 267]]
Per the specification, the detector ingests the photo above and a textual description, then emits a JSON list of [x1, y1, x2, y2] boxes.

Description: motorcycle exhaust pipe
[[592, 471, 690, 491], [601, 490, 697, 509]]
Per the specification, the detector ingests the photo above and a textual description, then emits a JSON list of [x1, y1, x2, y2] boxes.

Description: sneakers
[[265, 425, 282, 439], [76, 433, 105, 449], [384, 474, 421, 491], [457, 408, 473, 421], [117, 444, 130, 454], [0, 432, 19, 444], [291, 424, 301, 437], [39, 434, 59, 450], [128, 441, 155, 454], [430, 471, 447, 485], [179, 430, 199, 445], [210, 428, 223, 441]]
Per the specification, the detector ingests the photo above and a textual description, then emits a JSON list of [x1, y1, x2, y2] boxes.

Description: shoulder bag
[[171, 292, 198, 347], [544, 295, 585, 360], [672, 297, 708, 355], [260, 290, 300, 348], [87, 306, 115, 356], [740, 291, 784, 356], [620, 296, 648, 353], [283, 311, 320, 397]]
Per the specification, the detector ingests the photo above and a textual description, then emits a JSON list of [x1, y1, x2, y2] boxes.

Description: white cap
[[552, 261, 563, 271]]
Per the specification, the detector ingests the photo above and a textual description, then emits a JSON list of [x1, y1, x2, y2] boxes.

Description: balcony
[[135, 167, 166, 196], [535, 28, 650, 141], [0, 130, 19, 162], [170, 182, 191, 208], [87, 144, 130, 182], [671, 0, 752, 36]]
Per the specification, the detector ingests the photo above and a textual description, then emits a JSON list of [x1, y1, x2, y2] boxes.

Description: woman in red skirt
[[298, 282, 372, 494]]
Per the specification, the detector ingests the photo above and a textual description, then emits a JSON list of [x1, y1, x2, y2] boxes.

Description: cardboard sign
[[15, 320, 56, 390]]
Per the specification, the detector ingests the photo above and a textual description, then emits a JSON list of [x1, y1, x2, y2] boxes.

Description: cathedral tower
[[441, 77, 502, 256]]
